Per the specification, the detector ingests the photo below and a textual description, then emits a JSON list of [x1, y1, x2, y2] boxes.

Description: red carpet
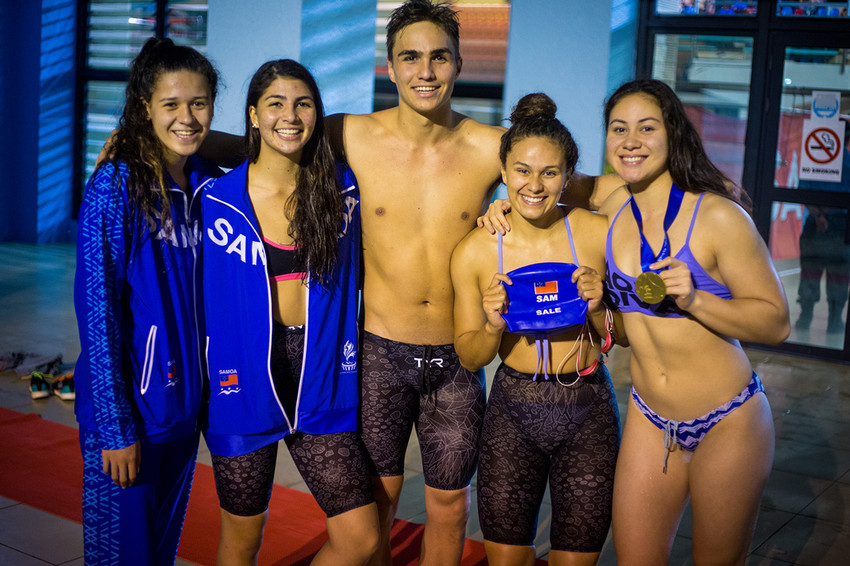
[[0, 408, 511, 565]]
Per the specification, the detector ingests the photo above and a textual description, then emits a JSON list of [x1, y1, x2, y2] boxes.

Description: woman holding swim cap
[[451, 92, 623, 565]]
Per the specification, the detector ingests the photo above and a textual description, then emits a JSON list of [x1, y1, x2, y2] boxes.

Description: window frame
[[637, 0, 850, 360], [73, 0, 170, 215]]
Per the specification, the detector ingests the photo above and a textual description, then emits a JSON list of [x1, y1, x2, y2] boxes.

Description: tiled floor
[[1, 242, 849, 565]]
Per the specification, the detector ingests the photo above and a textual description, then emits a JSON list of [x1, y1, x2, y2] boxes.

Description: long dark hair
[[604, 78, 752, 212], [108, 37, 218, 227], [245, 59, 342, 285], [500, 93, 578, 175]]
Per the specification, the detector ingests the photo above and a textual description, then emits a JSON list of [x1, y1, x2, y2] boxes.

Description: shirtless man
[[325, 2, 502, 564]]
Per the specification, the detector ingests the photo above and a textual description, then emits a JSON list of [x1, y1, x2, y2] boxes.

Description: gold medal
[[635, 271, 666, 304]]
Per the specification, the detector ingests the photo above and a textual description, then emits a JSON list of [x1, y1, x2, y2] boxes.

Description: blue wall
[[38, 0, 78, 243], [1, 1, 41, 242], [0, 0, 76, 243]]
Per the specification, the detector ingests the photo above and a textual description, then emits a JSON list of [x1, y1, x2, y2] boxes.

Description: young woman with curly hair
[[74, 37, 220, 565]]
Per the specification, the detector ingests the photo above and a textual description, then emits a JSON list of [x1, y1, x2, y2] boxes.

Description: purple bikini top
[[605, 193, 732, 318]]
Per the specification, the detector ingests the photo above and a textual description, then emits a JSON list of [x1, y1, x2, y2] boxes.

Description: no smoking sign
[[806, 127, 840, 164], [800, 119, 845, 182]]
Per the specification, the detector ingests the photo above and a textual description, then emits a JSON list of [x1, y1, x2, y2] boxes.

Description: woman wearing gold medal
[[601, 79, 790, 564]]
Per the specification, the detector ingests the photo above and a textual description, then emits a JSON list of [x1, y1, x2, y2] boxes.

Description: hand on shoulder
[[593, 174, 628, 210], [564, 173, 626, 211]]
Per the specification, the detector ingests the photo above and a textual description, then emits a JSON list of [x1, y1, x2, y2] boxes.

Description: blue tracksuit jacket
[[74, 156, 220, 449], [200, 159, 361, 457]]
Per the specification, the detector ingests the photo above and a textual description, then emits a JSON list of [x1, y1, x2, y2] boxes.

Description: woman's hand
[[482, 273, 512, 330], [476, 199, 512, 235], [651, 257, 696, 310], [102, 442, 141, 488], [95, 129, 119, 169], [573, 266, 604, 312]]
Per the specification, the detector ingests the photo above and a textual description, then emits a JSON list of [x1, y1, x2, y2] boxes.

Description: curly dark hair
[[245, 59, 342, 285], [107, 37, 218, 230], [500, 93, 579, 176], [604, 78, 752, 212], [386, 0, 461, 61]]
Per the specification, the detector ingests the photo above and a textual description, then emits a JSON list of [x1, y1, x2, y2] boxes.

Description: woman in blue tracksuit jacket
[[74, 39, 220, 565], [200, 59, 379, 565]]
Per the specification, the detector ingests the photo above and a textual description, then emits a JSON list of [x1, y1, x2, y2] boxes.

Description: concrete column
[[300, 0, 377, 116], [206, 0, 303, 134], [207, 0, 376, 135], [503, 0, 637, 175]]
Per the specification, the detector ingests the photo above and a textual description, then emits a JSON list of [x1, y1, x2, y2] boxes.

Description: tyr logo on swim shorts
[[414, 356, 445, 368]]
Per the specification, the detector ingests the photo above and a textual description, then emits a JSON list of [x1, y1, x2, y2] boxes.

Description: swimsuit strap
[[497, 231, 504, 273], [501, 213, 576, 272], [615, 198, 632, 223], [563, 213, 579, 265], [683, 192, 706, 247], [606, 199, 632, 256]]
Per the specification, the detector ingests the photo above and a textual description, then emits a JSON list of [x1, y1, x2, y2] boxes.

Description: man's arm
[[561, 172, 625, 211], [326, 113, 347, 162], [478, 172, 626, 234], [198, 130, 246, 169]]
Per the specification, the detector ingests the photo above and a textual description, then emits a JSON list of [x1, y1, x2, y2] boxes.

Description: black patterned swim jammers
[[211, 324, 374, 518], [360, 331, 486, 491], [477, 363, 620, 552]]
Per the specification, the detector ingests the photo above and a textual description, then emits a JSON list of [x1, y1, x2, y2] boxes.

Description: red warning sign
[[799, 119, 845, 182], [805, 127, 841, 164]]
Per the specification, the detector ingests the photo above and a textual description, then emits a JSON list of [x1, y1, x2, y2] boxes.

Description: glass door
[[762, 36, 850, 358]]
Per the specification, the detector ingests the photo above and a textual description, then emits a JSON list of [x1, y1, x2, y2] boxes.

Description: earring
[[252, 123, 259, 129]]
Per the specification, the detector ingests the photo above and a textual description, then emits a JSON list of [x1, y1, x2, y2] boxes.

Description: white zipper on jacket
[[291, 272, 310, 433], [140, 325, 157, 394], [190, 176, 215, 388], [205, 193, 293, 431]]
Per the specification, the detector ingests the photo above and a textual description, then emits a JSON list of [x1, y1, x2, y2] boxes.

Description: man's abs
[[362, 242, 456, 344]]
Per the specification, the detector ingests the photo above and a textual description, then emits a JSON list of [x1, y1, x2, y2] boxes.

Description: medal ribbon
[[629, 184, 684, 273]]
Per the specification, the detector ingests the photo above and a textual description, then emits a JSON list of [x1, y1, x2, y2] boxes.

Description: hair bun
[[509, 93, 557, 123], [133, 37, 175, 70]]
